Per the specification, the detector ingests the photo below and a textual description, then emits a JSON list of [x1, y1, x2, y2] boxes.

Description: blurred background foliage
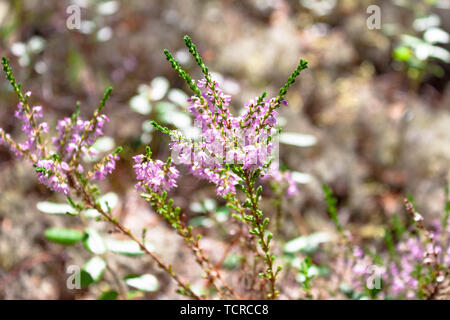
[[0, 0, 449, 299]]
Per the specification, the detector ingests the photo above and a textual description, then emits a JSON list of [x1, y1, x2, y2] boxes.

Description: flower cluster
[[165, 78, 298, 197], [0, 58, 118, 196], [133, 152, 179, 194], [35, 159, 70, 195], [263, 167, 299, 197], [90, 151, 120, 181], [155, 37, 307, 199], [387, 219, 449, 298], [0, 92, 49, 159], [343, 217, 449, 299]]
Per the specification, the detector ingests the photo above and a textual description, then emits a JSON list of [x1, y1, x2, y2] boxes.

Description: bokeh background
[[0, 0, 449, 299]]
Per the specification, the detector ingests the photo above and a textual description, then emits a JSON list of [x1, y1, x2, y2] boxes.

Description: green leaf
[[92, 136, 115, 153], [83, 228, 107, 254], [393, 46, 413, 62], [98, 290, 119, 300], [223, 254, 241, 270], [203, 198, 216, 211], [149, 76, 169, 101], [81, 256, 106, 287], [106, 239, 153, 256], [37, 202, 77, 215], [279, 132, 317, 147], [44, 228, 84, 245], [283, 232, 332, 254], [124, 274, 159, 292], [189, 202, 205, 213], [189, 216, 214, 228], [167, 88, 189, 107], [129, 94, 152, 115], [291, 171, 313, 184]]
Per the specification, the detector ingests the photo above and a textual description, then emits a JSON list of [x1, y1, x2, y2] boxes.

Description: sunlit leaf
[[291, 171, 313, 184], [167, 88, 189, 107], [37, 202, 77, 215], [124, 274, 159, 292], [129, 94, 151, 115], [83, 228, 107, 254], [284, 232, 332, 254], [106, 239, 153, 256], [279, 132, 317, 147], [149, 77, 169, 101], [81, 256, 106, 287]]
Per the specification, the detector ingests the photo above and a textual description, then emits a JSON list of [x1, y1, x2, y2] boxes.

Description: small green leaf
[[98, 290, 119, 300], [44, 228, 84, 245], [291, 171, 313, 184], [393, 46, 413, 62], [106, 239, 153, 256], [92, 136, 115, 153], [37, 202, 77, 215], [129, 94, 151, 115], [81, 256, 106, 287], [124, 274, 159, 292], [284, 232, 332, 254], [83, 228, 107, 254], [279, 132, 317, 147], [223, 254, 241, 270], [149, 77, 169, 101]]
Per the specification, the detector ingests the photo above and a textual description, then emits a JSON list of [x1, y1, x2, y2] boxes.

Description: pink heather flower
[[35, 159, 70, 195], [0, 88, 116, 196], [91, 153, 120, 181], [444, 247, 450, 265], [262, 167, 299, 198], [160, 76, 296, 197], [133, 155, 179, 194]]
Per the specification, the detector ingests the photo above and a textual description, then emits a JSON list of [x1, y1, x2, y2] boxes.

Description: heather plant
[[1, 36, 448, 301], [0, 36, 307, 300], [324, 187, 449, 300]]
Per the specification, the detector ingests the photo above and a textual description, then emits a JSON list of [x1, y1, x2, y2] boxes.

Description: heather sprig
[[1, 36, 309, 300], [155, 35, 308, 298], [139, 176, 239, 299], [1, 57, 48, 159], [0, 57, 200, 300]]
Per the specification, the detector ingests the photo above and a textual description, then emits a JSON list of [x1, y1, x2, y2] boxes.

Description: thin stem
[[146, 193, 240, 299], [72, 177, 201, 300], [243, 171, 278, 299]]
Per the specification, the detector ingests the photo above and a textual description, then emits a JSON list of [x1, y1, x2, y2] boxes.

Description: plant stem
[[72, 177, 201, 300], [243, 171, 278, 299]]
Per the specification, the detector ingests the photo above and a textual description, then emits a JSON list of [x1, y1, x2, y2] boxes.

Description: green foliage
[[322, 185, 342, 233], [98, 87, 113, 113], [105, 239, 146, 257], [297, 256, 315, 292], [98, 290, 119, 300], [1, 57, 25, 103], [277, 59, 308, 102], [183, 35, 211, 81], [81, 256, 106, 287], [443, 185, 450, 230], [124, 274, 159, 292], [163, 48, 201, 96], [83, 228, 107, 255], [44, 228, 84, 245]]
